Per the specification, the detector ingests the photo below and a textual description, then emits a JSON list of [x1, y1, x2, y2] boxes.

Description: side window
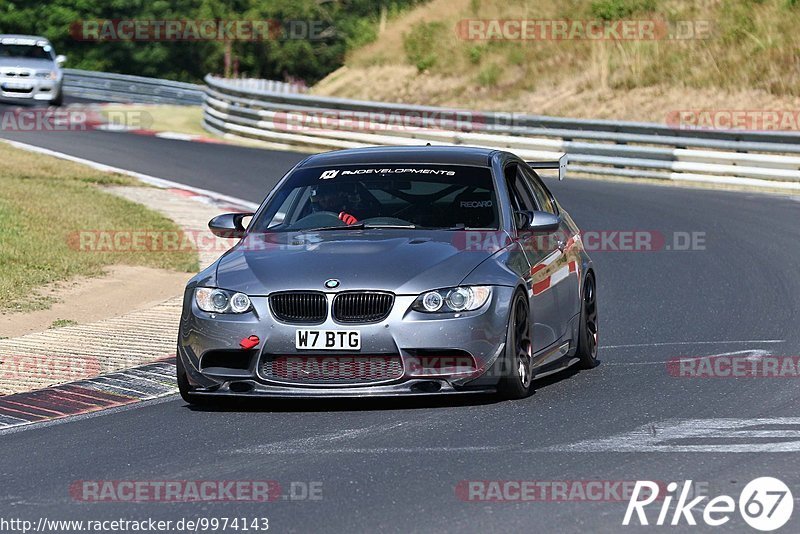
[[504, 164, 537, 212], [267, 188, 305, 227], [521, 166, 557, 215]]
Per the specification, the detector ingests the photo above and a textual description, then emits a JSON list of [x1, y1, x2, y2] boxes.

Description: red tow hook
[[239, 335, 260, 350]]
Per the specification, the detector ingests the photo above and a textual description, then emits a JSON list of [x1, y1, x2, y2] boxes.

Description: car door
[[520, 165, 580, 335], [504, 163, 562, 354]]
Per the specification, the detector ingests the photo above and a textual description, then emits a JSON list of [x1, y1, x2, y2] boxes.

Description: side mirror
[[55, 55, 67, 67], [515, 210, 560, 233], [514, 210, 532, 230], [208, 212, 253, 239]]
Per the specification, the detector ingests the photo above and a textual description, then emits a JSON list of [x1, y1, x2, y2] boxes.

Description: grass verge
[[0, 142, 198, 312], [100, 104, 209, 136], [97, 105, 286, 149]]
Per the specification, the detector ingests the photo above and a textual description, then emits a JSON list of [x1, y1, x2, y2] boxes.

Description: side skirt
[[531, 341, 578, 380], [533, 357, 580, 380]]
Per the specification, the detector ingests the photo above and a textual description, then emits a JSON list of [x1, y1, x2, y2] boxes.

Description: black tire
[[50, 92, 63, 107], [176, 354, 193, 403], [176, 355, 212, 406], [576, 273, 599, 369], [497, 291, 534, 400]]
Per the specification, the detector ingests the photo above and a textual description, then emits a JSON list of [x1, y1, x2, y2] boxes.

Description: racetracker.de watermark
[[666, 110, 800, 131], [0, 109, 152, 132], [272, 110, 488, 133], [0, 355, 101, 382], [269, 354, 480, 381], [70, 19, 332, 41], [668, 356, 800, 378], [67, 230, 235, 254], [454, 230, 706, 253], [455, 480, 709, 502], [69, 480, 323, 502], [0, 109, 94, 132], [455, 19, 713, 41]]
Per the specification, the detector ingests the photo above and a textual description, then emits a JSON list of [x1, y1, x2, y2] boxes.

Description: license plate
[[295, 330, 360, 350], [2, 83, 32, 90]]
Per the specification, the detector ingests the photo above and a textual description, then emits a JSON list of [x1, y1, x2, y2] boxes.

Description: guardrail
[[63, 70, 306, 105], [214, 77, 307, 94], [63, 69, 205, 105], [203, 75, 800, 189]]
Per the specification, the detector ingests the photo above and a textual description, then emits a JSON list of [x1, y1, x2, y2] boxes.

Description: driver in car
[[311, 184, 360, 225]]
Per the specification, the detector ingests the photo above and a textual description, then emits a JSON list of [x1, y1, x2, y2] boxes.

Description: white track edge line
[[0, 138, 260, 211]]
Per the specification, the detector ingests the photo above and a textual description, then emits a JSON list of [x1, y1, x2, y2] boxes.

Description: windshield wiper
[[363, 224, 418, 229], [301, 223, 366, 232], [301, 223, 420, 232], [439, 224, 490, 231]]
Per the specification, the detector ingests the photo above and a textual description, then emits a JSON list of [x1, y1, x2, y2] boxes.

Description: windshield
[[250, 164, 499, 232], [0, 43, 54, 61]]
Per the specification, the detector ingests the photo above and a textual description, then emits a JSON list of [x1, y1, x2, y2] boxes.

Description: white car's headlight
[[35, 70, 58, 80], [412, 286, 492, 313], [195, 288, 252, 314]]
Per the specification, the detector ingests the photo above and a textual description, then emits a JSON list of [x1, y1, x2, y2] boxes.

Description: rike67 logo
[[624, 478, 793, 531]]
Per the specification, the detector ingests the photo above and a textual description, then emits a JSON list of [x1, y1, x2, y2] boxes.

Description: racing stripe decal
[[532, 278, 551, 295], [532, 259, 579, 296]]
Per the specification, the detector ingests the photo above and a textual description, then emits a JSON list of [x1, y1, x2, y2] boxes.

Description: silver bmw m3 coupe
[[0, 35, 66, 106], [177, 146, 598, 402]]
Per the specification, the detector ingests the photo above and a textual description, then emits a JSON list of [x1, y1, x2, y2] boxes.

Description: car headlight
[[412, 286, 492, 313], [195, 288, 252, 314], [35, 71, 58, 80]]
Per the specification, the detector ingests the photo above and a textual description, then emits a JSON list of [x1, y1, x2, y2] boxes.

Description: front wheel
[[50, 91, 63, 107], [176, 355, 212, 406], [575, 273, 599, 369], [497, 291, 533, 400]]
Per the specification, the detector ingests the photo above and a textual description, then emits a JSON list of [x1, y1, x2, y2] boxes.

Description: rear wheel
[[576, 273, 599, 369], [497, 291, 533, 399]]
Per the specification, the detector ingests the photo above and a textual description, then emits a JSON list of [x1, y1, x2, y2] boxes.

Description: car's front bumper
[[185, 379, 489, 399], [0, 77, 61, 101], [177, 286, 515, 398]]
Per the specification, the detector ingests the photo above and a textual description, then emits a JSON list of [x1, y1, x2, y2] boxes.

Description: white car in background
[[0, 35, 66, 106]]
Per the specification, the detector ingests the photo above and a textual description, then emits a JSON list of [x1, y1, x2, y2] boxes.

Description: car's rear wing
[[526, 153, 568, 181]]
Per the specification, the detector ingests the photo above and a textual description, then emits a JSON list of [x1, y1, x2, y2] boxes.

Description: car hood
[[214, 229, 509, 295], [0, 58, 55, 71]]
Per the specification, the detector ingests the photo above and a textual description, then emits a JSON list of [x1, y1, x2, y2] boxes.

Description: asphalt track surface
[[1, 98, 800, 532]]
